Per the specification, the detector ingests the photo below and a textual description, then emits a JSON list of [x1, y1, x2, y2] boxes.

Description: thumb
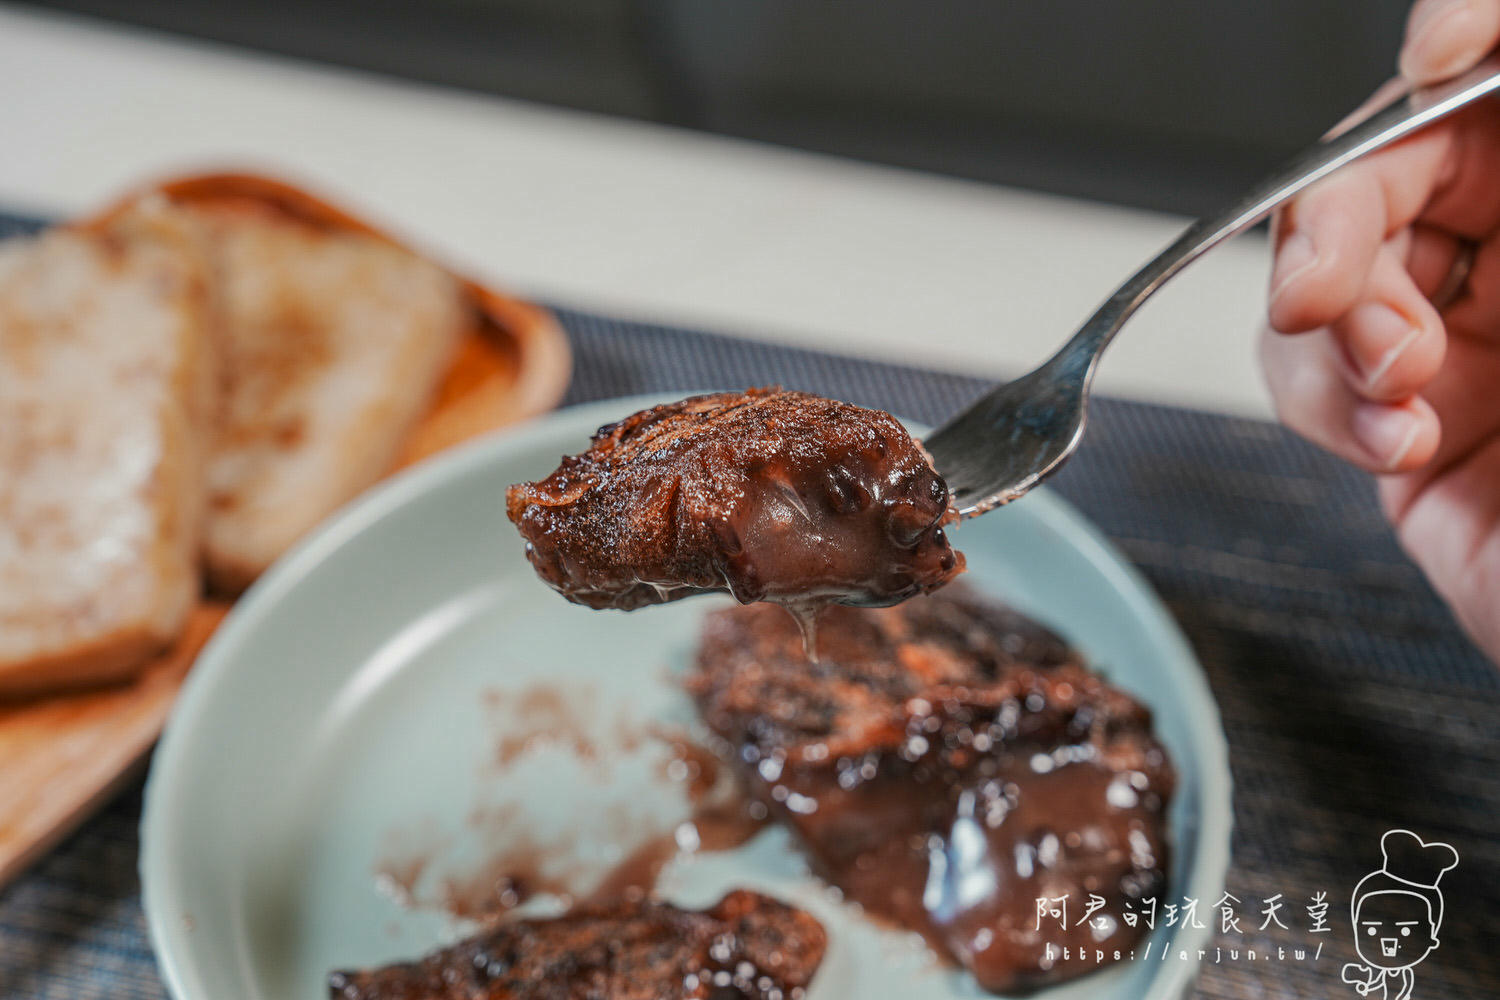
[[1399, 0, 1500, 83]]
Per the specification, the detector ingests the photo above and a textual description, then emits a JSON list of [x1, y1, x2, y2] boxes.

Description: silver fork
[[927, 55, 1500, 518]]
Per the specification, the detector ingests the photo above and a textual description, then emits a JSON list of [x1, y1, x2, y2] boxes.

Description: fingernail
[[1401, 0, 1476, 79], [1269, 231, 1318, 306], [1352, 404, 1421, 471], [1350, 303, 1420, 390]]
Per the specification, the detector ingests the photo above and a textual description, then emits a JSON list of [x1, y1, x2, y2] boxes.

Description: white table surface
[[0, 3, 1275, 418]]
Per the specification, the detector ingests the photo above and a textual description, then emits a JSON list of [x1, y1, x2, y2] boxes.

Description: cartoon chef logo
[[1340, 829, 1458, 999]]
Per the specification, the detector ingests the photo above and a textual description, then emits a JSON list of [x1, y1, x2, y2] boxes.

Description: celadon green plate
[[141, 394, 1231, 1000]]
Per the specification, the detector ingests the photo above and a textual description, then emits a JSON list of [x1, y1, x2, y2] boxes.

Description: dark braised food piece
[[506, 388, 963, 612], [329, 889, 827, 1000], [687, 587, 1175, 995]]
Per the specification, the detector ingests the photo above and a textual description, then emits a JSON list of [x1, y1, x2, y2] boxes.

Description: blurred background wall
[[20, 0, 1410, 214]]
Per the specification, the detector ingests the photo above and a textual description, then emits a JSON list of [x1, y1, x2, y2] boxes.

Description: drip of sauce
[[783, 602, 822, 662]]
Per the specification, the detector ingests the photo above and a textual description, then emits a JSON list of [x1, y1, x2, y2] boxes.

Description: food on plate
[[0, 205, 214, 695], [179, 198, 470, 592], [506, 388, 963, 625], [687, 586, 1174, 994], [328, 889, 827, 1000]]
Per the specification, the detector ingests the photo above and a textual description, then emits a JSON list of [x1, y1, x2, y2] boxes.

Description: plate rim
[[141, 393, 1233, 1000]]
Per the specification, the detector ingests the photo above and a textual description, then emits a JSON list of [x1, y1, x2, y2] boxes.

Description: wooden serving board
[[0, 172, 571, 888]]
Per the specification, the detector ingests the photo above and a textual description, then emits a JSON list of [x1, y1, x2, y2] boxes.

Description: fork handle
[[1065, 53, 1500, 368]]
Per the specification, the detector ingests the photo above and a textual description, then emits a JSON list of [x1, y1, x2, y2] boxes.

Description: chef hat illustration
[[1352, 830, 1460, 931]]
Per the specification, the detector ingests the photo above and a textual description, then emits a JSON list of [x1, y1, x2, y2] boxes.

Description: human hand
[[1260, 0, 1500, 659]]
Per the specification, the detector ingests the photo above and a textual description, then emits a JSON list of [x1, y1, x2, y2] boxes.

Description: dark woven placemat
[[2, 211, 1497, 999]]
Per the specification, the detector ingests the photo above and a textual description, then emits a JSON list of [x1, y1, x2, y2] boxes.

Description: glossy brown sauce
[[770, 739, 1169, 993], [688, 589, 1175, 994], [506, 389, 965, 646]]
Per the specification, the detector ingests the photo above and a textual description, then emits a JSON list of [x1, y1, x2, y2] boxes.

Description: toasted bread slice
[[186, 202, 468, 592], [0, 207, 214, 696]]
